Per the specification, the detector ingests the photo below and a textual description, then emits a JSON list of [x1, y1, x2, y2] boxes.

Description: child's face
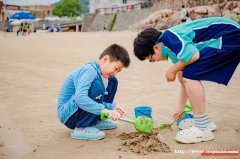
[[100, 55, 124, 78], [146, 43, 166, 62]]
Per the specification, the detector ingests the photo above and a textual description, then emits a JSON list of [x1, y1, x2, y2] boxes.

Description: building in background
[[21, 5, 53, 19], [0, 1, 53, 22], [0, 1, 21, 22], [89, 0, 151, 14], [0, 1, 4, 22]]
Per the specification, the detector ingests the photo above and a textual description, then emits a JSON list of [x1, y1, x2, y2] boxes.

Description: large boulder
[[135, 9, 178, 30], [188, 5, 222, 20]]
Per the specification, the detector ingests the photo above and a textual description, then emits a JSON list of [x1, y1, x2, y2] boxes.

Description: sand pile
[[118, 129, 171, 155]]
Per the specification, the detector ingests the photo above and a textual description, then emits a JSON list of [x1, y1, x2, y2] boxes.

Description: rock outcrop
[[135, 1, 240, 31]]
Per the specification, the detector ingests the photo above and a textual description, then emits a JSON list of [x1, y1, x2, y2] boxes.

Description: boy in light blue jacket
[[57, 44, 130, 140]]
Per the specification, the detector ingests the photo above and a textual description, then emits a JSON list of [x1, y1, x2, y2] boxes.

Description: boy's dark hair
[[133, 28, 162, 61], [99, 44, 130, 68]]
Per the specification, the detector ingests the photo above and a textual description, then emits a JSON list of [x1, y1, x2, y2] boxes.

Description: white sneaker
[[207, 121, 217, 131], [71, 127, 105, 140], [175, 126, 214, 144], [178, 120, 217, 131]]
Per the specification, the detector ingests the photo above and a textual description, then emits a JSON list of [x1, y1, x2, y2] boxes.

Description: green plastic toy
[[100, 111, 154, 134], [157, 105, 192, 131]]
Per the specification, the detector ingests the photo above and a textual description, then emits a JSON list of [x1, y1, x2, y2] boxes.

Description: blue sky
[[3, 0, 61, 5]]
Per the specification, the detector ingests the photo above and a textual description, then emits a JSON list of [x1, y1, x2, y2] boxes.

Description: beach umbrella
[[9, 12, 36, 20]]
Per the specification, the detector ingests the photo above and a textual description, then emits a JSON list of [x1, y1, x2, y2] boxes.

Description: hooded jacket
[[57, 61, 115, 124]]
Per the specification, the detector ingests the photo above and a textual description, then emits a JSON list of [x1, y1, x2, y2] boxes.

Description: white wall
[[89, 0, 145, 14]]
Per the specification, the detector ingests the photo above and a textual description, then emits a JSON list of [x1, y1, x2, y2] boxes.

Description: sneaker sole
[[178, 123, 217, 132], [71, 133, 105, 140], [175, 135, 214, 144], [94, 126, 117, 130]]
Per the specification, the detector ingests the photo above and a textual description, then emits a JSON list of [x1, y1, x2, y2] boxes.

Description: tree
[[53, 0, 81, 17]]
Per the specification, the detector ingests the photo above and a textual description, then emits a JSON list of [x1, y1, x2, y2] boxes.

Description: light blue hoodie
[[57, 61, 115, 124]]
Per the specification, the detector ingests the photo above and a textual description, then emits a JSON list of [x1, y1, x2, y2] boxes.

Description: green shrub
[[108, 14, 117, 31]]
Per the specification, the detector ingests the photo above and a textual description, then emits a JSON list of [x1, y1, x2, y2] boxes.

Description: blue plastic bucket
[[134, 106, 152, 118]]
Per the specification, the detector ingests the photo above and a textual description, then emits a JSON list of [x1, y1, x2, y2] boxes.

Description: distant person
[[17, 23, 23, 36], [22, 23, 28, 36], [43, 23, 46, 30], [186, 15, 192, 22], [57, 44, 130, 140], [180, 5, 188, 23], [7, 17, 11, 32], [44, 24, 49, 30], [57, 24, 61, 32], [133, 17, 240, 144], [103, 25, 107, 31], [49, 24, 55, 32], [27, 24, 32, 35]]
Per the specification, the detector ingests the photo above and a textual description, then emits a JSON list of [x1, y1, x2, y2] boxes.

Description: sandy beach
[[0, 31, 239, 159]]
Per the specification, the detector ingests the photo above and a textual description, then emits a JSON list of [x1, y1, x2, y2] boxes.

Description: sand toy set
[[101, 105, 193, 155], [101, 105, 193, 134]]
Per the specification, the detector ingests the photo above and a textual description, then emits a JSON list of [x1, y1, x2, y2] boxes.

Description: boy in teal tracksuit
[[133, 17, 240, 143]]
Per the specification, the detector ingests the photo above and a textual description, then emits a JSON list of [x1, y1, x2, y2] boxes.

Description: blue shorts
[[183, 30, 240, 85]]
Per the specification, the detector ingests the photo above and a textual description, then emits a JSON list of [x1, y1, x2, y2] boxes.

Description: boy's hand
[[166, 68, 177, 82], [114, 105, 125, 115], [173, 109, 184, 122], [103, 109, 121, 121]]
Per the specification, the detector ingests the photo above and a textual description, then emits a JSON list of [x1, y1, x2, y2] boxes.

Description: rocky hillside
[[135, 0, 240, 31], [152, 0, 228, 10]]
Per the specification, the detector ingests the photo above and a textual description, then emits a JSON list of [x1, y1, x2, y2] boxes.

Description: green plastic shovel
[[100, 111, 154, 134], [157, 105, 192, 131]]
